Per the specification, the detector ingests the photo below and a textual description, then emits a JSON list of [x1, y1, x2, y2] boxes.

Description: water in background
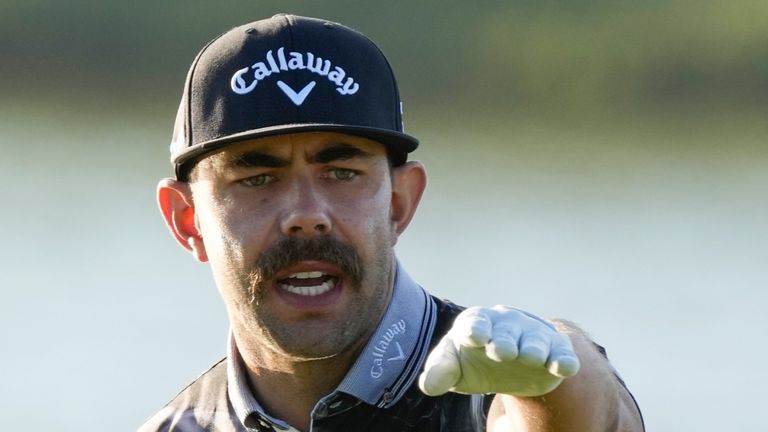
[[1, 100, 765, 430]]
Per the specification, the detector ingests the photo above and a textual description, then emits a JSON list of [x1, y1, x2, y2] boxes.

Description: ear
[[390, 161, 427, 241], [157, 178, 208, 262]]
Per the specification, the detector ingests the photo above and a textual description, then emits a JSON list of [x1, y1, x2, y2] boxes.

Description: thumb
[[419, 335, 461, 396]]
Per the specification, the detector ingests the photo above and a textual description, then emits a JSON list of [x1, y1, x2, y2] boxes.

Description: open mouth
[[277, 271, 338, 297]]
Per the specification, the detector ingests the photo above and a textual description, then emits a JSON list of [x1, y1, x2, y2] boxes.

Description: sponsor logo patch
[[370, 320, 407, 379], [230, 47, 360, 106]]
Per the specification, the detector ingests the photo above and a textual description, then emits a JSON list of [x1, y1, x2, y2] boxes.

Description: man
[[141, 14, 643, 432]]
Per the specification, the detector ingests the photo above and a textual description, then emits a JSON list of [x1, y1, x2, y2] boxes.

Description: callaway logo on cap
[[169, 14, 419, 180]]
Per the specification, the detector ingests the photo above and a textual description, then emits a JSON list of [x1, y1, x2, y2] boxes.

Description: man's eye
[[329, 168, 357, 181], [239, 174, 274, 187]]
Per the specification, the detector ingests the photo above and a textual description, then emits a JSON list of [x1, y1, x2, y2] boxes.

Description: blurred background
[[1, 1, 766, 430]]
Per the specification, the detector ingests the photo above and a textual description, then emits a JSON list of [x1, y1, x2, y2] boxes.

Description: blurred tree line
[[2, 0, 766, 120]]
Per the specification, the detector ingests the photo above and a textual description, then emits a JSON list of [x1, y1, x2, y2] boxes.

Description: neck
[[234, 329, 368, 432]]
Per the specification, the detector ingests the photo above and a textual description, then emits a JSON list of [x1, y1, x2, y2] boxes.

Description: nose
[[279, 179, 332, 237]]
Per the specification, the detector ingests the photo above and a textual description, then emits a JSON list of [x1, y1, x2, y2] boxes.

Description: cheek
[[336, 182, 395, 244], [197, 196, 255, 264]]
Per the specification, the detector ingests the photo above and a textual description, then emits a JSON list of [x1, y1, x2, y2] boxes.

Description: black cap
[[170, 14, 419, 180]]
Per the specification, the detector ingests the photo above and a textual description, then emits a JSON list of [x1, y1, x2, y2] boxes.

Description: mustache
[[248, 236, 364, 299]]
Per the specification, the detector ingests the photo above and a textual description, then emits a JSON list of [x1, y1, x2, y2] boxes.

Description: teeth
[[280, 279, 335, 296], [289, 271, 325, 279]]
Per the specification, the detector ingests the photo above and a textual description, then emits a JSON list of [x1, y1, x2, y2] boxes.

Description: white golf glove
[[418, 305, 580, 397]]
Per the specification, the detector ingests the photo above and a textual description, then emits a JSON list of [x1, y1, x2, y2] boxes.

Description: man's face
[[188, 132, 400, 360]]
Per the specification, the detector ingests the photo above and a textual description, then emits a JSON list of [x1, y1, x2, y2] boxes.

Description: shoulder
[[138, 358, 243, 432], [430, 296, 466, 340], [431, 296, 465, 325]]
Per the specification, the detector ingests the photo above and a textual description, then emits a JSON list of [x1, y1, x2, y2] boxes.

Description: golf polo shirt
[[139, 262, 492, 431]]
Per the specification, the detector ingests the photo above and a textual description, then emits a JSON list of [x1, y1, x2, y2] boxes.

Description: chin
[[265, 321, 364, 361]]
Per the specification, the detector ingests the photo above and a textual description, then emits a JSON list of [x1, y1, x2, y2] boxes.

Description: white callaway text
[[230, 47, 360, 96]]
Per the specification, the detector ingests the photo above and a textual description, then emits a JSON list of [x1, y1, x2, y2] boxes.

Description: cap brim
[[173, 123, 419, 180]]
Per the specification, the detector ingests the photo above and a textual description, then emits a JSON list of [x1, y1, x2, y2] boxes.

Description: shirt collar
[[335, 259, 437, 407], [226, 260, 437, 427], [227, 332, 295, 430]]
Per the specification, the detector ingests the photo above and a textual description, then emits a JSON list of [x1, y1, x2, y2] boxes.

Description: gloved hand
[[418, 305, 580, 397]]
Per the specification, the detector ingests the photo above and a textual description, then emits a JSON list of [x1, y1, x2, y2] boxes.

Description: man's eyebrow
[[310, 144, 374, 164], [229, 151, 289, 169]]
